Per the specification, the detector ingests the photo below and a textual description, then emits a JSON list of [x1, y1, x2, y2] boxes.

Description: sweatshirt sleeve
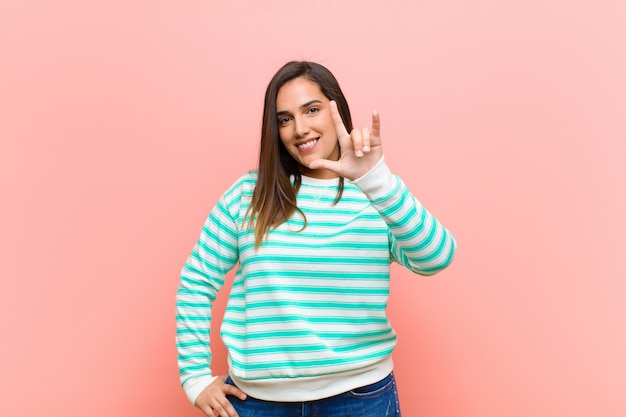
[[175, 192, 240, 404], [351, 157, 456, 275]]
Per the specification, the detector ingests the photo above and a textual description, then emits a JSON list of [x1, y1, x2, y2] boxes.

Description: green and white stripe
[[176, 158, 456, 402]]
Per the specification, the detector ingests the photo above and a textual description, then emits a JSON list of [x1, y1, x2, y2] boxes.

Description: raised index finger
[[330, 100, 349, 139]]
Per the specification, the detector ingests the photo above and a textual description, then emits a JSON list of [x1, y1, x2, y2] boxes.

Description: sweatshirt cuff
[[184, 375, 218, 405], [351, 156, 397, 202]]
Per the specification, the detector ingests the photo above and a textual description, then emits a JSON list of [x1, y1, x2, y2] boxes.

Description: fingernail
[[363, 146, 370, 152], [356, 150, 363, 157]]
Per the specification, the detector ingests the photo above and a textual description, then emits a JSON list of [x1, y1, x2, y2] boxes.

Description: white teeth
[[297, 139, 317, 150]]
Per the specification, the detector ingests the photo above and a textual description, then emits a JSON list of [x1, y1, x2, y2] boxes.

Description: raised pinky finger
[[371, 110, 381, 138]]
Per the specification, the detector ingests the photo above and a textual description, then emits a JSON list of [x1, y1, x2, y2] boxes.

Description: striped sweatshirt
[[176, 157, 456, 403]]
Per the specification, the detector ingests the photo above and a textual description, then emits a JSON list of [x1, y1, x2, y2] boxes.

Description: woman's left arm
[[352, 157, 456, 276], [311, 102, 456, 275]]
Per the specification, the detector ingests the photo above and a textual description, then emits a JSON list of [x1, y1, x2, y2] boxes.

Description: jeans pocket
[[349, 373, 395, 398]]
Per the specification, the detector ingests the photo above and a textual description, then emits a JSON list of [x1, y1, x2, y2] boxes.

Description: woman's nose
[[294, 117, 310, 138]]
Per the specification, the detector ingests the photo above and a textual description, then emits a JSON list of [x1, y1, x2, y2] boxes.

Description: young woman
[[176, 61, 456, 417]]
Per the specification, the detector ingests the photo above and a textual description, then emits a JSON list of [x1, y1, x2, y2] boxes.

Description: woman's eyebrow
[[277, 99, 323, 117]]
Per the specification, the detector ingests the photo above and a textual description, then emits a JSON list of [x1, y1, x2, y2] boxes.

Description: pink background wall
[[1, 1, 625, 416]]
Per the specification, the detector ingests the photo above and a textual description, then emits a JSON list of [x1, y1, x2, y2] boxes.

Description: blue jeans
[[225, 372, 402, 417]]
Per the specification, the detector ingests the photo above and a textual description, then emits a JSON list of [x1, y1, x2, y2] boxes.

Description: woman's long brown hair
[[247, 61, 354, 248]]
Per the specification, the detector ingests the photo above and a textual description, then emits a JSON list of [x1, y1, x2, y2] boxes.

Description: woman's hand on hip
[[194, 375, 247, 417]]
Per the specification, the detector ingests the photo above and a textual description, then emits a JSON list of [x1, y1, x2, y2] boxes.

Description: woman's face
[[276, 77, 339, 179]]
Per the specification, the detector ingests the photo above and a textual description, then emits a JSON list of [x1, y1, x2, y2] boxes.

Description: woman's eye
[[308, 107, 319, 114], [278, 117, 291, 126]]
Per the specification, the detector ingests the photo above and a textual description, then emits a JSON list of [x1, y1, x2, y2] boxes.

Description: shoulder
[[221, 170, 258, 203]]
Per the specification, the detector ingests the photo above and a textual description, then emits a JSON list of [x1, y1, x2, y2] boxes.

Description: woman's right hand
[[194, 375, 247, 417]]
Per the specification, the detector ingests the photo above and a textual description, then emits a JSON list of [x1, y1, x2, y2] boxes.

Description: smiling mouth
[[297, 138, 319, 151]]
